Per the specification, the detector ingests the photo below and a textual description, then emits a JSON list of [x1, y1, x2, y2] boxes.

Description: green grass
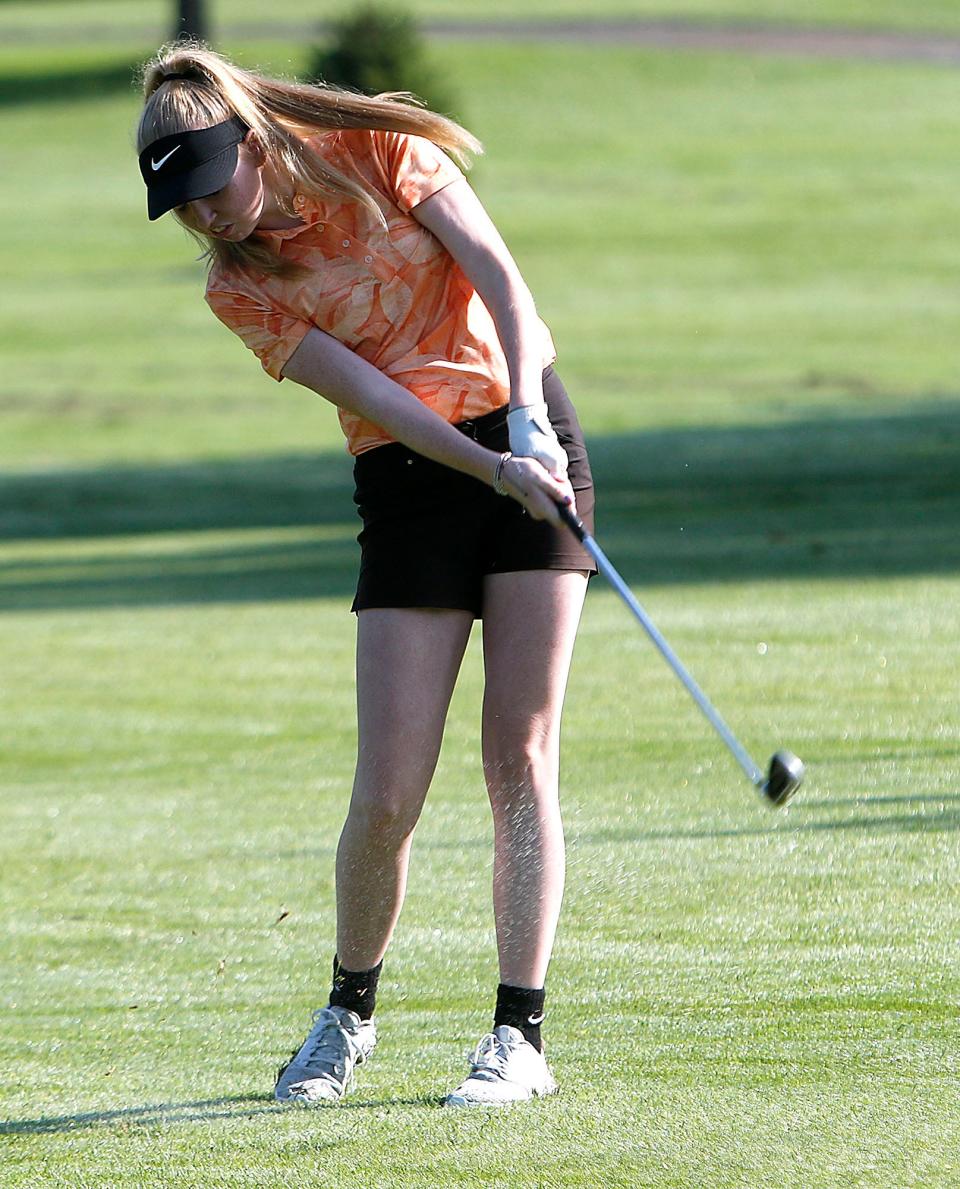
[[4, 42, 960, 465], [5, 0, 960, 35], [4, 24, 960, 1189], [3, 571, 959, 1186]]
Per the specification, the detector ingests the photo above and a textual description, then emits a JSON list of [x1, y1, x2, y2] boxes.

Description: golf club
[[557, 501, 804, 807]]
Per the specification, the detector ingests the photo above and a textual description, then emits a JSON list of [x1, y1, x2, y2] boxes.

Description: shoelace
[[299, 1013, 364, 1079], [467, 1032, 513, 1081], [280, 1009, 364, 1086]]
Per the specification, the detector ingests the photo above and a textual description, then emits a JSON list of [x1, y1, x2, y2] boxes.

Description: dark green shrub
[[306, 4, 457, 115]]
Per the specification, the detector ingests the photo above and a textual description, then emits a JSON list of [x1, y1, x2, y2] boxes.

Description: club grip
[[557, 499, 588, 542]]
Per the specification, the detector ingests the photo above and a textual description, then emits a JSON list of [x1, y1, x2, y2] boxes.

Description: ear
[[241, 130, 267, 166]]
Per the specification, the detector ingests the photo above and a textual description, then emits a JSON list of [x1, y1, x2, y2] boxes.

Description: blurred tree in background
[[306, 4, 457, 115], [173, 0, 209, 41]]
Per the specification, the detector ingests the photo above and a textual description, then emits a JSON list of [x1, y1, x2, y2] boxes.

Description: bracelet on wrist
[[493, 451, 513, 496]]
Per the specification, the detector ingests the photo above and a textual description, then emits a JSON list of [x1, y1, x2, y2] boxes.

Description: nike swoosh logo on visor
[[151, 145, 182, 171]]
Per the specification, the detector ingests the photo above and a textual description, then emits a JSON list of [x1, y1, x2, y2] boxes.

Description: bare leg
[[481, 570, 588, 988], [336, 608, 474, 971]]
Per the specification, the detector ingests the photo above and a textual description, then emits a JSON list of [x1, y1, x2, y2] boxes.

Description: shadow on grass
[[800, 792, 960, 808], [1, 1092, 440, 1134], [580, 798, 960, 843], [2, 401, 960, 612], [1, 1095, 279, 1134], [0, 61, 139, 108]]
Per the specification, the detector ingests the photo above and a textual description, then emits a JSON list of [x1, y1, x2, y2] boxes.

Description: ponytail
[[137, 42, 482, 276]]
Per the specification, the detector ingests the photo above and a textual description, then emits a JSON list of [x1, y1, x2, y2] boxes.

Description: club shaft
[[559, 505, 764, 786]]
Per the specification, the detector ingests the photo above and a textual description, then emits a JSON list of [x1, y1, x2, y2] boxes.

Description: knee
[[483, 719, 558, 800], [346, 782, 424, 846]]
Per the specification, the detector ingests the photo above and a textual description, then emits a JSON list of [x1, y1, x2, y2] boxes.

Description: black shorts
[[351, 366, 597, 618]]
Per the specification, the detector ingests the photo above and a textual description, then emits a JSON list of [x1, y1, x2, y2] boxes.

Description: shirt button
[[293, 193, 305, 207], [342, 239, 350, 248], [364, 254, 373, 264]]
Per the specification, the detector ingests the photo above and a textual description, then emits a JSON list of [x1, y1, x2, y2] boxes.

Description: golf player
[[136, 43, 596, 1107]]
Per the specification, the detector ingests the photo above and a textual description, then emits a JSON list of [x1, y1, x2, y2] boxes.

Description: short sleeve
[[205, 286, 313, 381], [372, 130, 464, 213]]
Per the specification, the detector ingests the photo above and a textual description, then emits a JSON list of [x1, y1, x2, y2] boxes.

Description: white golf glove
[[506, 402, 568, 478]]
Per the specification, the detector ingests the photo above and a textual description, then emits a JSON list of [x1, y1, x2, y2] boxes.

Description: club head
[[761, 749, 804, 807]]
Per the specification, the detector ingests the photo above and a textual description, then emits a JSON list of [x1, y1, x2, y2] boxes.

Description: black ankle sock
[[494, 983, 546, 1052], [328, 955, 382, 1020]]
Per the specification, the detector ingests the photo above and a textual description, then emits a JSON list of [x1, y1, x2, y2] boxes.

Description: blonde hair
[[137, 42, 482, 276]]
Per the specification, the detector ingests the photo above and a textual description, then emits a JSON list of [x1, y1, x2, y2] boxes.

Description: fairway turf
[[5, 42, 960, 464], [3, 24, 960, 1189], [2, 573, 959, 1186], [6, 0, 960, 36]]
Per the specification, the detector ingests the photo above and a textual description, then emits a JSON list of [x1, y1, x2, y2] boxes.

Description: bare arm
[[281, 326, 572, 522], [411, 177, 545, 411]]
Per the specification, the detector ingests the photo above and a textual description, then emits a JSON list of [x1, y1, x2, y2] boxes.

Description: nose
[[189, 198, 217, 231]]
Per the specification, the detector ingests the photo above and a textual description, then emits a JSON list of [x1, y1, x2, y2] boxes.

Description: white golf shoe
[[275, 1005, 376, 1105], [444, 1025, 558, 1107]]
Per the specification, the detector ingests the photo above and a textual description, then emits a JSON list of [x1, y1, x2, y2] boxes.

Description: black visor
[[138, 116, 249, 221]]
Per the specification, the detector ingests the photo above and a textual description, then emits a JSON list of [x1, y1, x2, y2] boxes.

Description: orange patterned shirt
[[205, 129, 556, 455]]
